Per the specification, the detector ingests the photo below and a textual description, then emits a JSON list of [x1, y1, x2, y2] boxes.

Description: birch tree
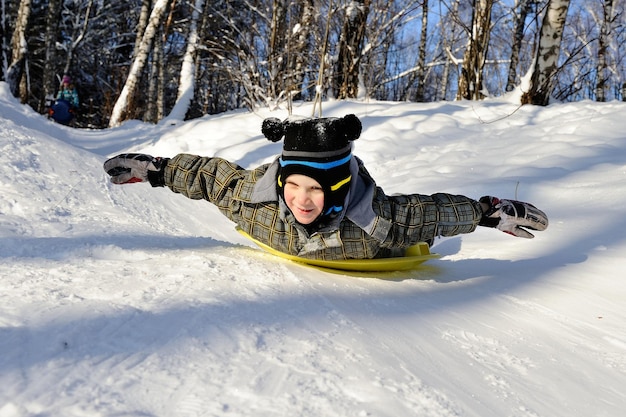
[[595, 0, 615, 102], [41, 0, 62, 112], [269, 0, 288, 100], [7, 0, 32, 102], [438, 0, 461, 101], [288, 0, 315, 101], [134, 0, 152, 57], [506, 0, 533, 92], [109, 0, 170, 127], [521, 0, 571, 105], [334, 0, 371, 99], [144, 27, 164, 123], [457, 0, 494, 100], [414, 0, 429, 102], [166, 0, 206, 121]]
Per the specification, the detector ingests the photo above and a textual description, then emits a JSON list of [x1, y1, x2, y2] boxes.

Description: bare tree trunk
[[145, 30, 162, 123], [127, 0, 151, 119], [288, 0, 314, 101], [334, 0, 371, 99], [457, 0, 494, 100], [595, 0, 614, 102], [414, 0, 429, 102], [135, 0, 152, 57], [440, 0, 461, 100], [156, 33, 165, 121], [41, 0, 62, 112], [61, 0, 94, 78], [506, 0, 532, 92], [167, 0, 205, 121], [312, 1, 333, 117], [8, 0, 32, 102], [268, 0, 288, 100], [109, 0, 170, 127], [401, 0, 429, 102], [521, 0, 571, 106]]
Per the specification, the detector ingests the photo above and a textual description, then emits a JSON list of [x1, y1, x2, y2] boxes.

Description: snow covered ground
[[1, 81, 625, 416]]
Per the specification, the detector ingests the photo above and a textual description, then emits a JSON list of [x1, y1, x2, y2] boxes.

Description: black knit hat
[[262, 114, 362, 218]]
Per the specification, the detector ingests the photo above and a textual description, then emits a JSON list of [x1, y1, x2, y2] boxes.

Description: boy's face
[[283, 174, 324, 225]]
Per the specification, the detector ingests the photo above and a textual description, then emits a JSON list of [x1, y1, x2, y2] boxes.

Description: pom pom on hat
[[338, 114, 362, 142], [262, 114, 362, 221], [261, 118, 285, 142]]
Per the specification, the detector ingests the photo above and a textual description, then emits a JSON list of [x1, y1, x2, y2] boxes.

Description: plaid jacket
[[164, 153, 482, 260]]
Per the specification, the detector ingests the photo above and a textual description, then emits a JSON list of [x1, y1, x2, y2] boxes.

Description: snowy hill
[[1, 82, 625, 416]]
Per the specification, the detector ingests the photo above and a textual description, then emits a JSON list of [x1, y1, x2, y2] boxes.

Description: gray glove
[[103, 153, 168, 186], [479, 196, 548, 238]]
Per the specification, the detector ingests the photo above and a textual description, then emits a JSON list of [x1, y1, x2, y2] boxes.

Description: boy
[[104, 114, 548, 260]]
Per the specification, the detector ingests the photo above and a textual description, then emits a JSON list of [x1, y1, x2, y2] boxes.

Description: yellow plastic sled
[[236, 228, 440, 272]]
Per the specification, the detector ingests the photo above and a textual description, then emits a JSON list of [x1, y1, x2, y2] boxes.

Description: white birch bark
[[457, 0, 493, 100], [8, 0, 32, 101], [522, 0, 571, 105], [109, 0, 169, 127], [595, 0, 614, 102], [166, 0, 205, 122]]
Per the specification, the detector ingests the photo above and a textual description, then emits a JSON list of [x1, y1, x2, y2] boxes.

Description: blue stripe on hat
[[324, 205, 344, 215], [279, 153, 352, 170]]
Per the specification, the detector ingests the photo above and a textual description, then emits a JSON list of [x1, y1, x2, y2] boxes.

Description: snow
[[1, 81, 625, 416]]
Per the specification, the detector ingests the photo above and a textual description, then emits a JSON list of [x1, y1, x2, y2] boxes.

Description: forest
[[2, 0, 624, 129]]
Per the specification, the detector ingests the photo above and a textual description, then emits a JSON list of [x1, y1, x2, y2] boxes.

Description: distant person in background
[[57, 75, 79, 110], [49, 75, 79, 125]]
